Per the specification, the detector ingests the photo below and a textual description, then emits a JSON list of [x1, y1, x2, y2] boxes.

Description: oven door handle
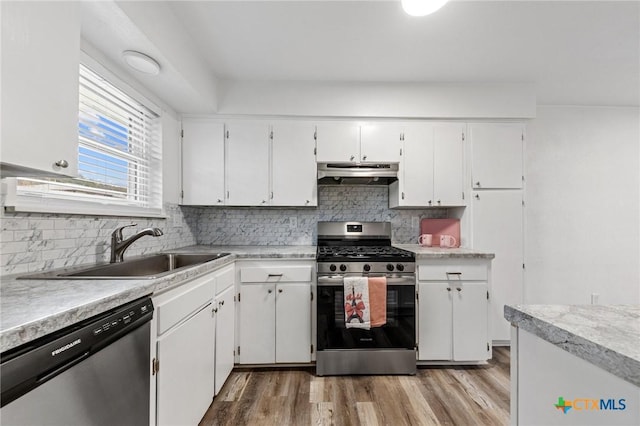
[[317, 276, 415, 286]]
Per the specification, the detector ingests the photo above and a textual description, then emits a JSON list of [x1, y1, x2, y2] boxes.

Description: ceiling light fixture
[[401, 0, 449, 17], [122, 50, 161, 75]]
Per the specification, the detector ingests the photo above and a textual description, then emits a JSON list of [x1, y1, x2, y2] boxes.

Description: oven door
[[316, 275, 415, 350]]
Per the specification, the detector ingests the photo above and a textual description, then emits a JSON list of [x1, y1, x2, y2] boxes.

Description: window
[[10, 61, 163, 217]]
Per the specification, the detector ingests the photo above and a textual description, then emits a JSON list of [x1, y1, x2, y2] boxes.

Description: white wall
[[218, 81, 536, 118], [525, 106, 640, 304], [162, 114, 181, 204]]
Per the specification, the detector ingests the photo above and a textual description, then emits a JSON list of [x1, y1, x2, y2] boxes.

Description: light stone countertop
[[170, 245, 317, 259], [1, 243, 489, 353], [395, 244, 495, 259], [505, 304, 640, 387], [1, 245, 316, 353]]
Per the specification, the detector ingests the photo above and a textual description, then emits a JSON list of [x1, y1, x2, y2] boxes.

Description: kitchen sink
[[18, 252, 230, 280]]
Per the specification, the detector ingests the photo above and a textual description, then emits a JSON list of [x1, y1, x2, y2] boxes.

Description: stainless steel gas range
[[315, 221, 416, 376]]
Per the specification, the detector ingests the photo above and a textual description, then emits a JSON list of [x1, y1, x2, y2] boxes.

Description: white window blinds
[[14, 63, 163, 216]]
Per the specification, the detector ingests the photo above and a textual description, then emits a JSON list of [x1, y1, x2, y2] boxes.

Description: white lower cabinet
[[152, 263, 236, 425], [237, 261, 313, 364], [154, 274, 216, 426], [213, 266, 236, 396], [417, 260, 491, 362]]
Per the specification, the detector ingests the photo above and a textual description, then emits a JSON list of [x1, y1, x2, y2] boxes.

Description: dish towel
[[368, 276, 387, 327], [344, 277, 370, 329]]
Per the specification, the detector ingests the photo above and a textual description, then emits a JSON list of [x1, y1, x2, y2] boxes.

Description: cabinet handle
[[446, 287, 452, 292], [217, 199, 222, 203], [475, 194, 480, 200], [262, 200, 267, 204], [268, 273, 283, 277], [362, 155, 367, 161], [401, 192, 405, 200], [219, 300, 224, 306], [55, 160, 69, 168], [305, 200, 310, 205], [428, 200, 432, 205], [475, 181, 481, 187], [213, 307, 218, 313], [278, 289, 283, 293], [456, 287, 462, 292], [350, 155, 355, 161], [268, 289, 273, 294], [437, 200, 441, 205]]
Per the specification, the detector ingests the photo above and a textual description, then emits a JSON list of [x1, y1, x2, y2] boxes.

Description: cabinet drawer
[[240, 266, 312, 283], [155, 276, 215, 335], [418, 263, 488, 281], [216, 265, 235, 294]]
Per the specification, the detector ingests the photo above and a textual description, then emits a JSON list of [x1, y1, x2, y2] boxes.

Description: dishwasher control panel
[[92, 300, 153, 337]]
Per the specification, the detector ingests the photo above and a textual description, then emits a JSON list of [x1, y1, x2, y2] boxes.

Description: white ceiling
[[82, 1, 640, 113], [169, 0, 639, 106]]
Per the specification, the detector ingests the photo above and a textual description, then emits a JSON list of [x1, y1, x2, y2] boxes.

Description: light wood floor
[[199, 347, 510, 426]]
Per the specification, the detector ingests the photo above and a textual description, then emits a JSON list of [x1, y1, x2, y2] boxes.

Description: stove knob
[[396, 264, 405, 272], [363, 264, 371, 272], [386, 264, 395, 272], [340, 264, 347, 272], [329, 264, 337, 272]]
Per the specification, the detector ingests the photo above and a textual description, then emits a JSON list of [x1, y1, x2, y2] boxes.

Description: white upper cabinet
[[316, 121, 403, 164], [0, 1, 80, 177], [271, 121, 317, 206], [225, 121, 271, 206], [433, 123, 465, 206], [182, 119, 317, 207], [470, 123, 524, 189], [391, 122, 434, 207], [390, 122, 465, 208], [315, 121, 360, 163], [359, 123, 402, 163], [181, 119, 225, 205]]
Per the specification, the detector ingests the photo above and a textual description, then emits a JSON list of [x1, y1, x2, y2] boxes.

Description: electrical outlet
[[172, 214, 182, 228], [289, 216, 297, 229], [591, 293, 599, 305], [412, 216, 419, 229]]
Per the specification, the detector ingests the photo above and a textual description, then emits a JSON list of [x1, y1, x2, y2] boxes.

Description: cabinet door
[[1, 1, 80, 176], [315, 122, 360, 163], [473, 190, 523, 342], [433, 123, 465, 206], [181, 120, 225, 205], [239, 283, 276, 364], [470, 123, 523, 189], [156, 303, 215, 426], [225, 122, 270, 205], [417, 282, 452, 360], [271, 121, 317, 206], [275, 283, 311, 363], [214, 286, 236, 395], [400, 123, 434, 206], [452, 282, 489, 361], [360, 123, 402, 163]]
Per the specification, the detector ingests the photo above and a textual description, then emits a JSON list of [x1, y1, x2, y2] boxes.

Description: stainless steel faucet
[[110, 224, 164, 263]]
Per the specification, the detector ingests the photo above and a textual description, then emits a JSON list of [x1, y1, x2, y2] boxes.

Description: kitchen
[[0, 1, 638, 425]]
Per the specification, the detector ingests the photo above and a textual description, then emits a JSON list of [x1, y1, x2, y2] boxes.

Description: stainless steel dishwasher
[[0, 296, 153, 426]]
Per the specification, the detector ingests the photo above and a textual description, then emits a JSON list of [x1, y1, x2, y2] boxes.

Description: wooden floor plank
[[200, 348, 511, 426]]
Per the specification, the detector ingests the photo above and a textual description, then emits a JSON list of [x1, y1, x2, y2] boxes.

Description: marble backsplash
[[191, 186, 447, 246], [0, 201, 198, 276], [1, 186, 447, 276]]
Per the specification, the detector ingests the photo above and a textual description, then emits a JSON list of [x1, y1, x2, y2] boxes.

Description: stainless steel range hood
[[317, 163, 398, 185]]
